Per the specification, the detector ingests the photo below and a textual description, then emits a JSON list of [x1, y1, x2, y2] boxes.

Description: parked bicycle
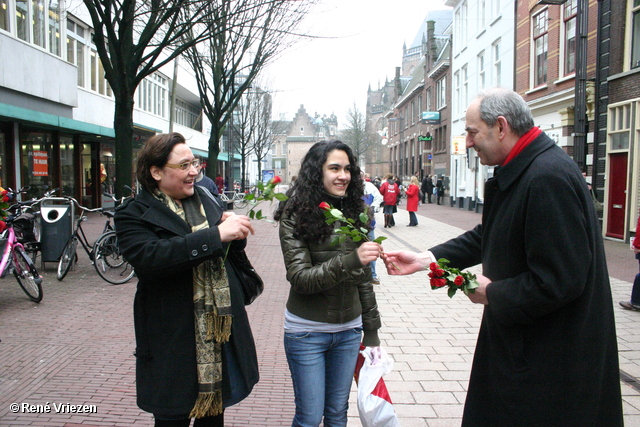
[[56, 196, 135, 285], [0, 194, 43, 302], [220, 189, 248, 209], [9, 187, 57, 264]]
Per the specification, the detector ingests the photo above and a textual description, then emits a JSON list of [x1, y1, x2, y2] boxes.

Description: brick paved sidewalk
[[1, 206, 640, 426]]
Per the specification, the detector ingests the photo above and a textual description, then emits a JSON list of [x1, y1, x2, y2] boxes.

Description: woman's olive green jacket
[[279, 209, 381, 346]]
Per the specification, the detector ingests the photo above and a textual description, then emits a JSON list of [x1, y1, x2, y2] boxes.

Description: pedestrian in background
[[363, 172, 383, 284], [274, 140, 382, 427], [436, 175, 444, 205], [619, 212, 640, 311], [421, 174, 430, 204], [383, 88, 622, 426], [195, 157, 219, 196], [405, 175, 420, 227], [115, 133, 259, 427], [379, 173, 399, 228], [215, 174, 225, 195]]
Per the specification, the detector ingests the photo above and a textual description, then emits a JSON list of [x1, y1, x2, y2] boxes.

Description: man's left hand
[[467, 273, 491, 305]]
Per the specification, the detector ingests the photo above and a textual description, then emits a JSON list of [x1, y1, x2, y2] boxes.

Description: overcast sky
[[263, 0, 450, 128]]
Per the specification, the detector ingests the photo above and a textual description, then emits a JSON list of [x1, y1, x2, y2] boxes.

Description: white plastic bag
[[354, 345, 400, 427]]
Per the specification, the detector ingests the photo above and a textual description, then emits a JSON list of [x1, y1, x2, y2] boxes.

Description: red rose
[[454, 275, 464, 287], [432, 278, 447, 288], [271, 176, 282, 185], [319, 202, 331, 211], [435, 268, 445, 277], [428, 272, 435, 278], [2, 195, 8, 202], [429, 262, 438, 271]]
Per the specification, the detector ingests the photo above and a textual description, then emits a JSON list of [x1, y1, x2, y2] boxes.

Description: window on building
[[32, 0, 45, 48], [493, 39, 501, 87], [454, 70, 460, 115], [532, 9, 548, 86], [418, 95, 423, 120], [66, 18, 86, 88], [563, 0, 577, 75], [478, 51, 486, 90], [480, 0, 486, 29], [631, 0, 640, 69], [493, 0, 501, 17], [411, 100, 416, 124], [426, 88, 432, 112], [608, 104, 631, 150], [0, 0, 9, 31], [282, 143, 287, 154], [462, 64, 468, 111], [175, 99, 201, 131], [48, 0, 61, 56], [16, 0, 29, 41], [135, 72, 167, 117], [436, 77, 446, 109], [90, 48, 112, 97]]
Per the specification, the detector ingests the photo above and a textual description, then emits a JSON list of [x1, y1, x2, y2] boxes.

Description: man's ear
[[496, 116, 509, 140]]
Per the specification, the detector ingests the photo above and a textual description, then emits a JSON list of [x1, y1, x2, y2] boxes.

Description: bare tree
[[181, 0, 313, 184], [341, 102, 376, 161], [82, 0, 222, 198]]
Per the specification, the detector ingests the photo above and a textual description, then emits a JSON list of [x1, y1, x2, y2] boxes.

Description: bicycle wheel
[[233, 195, 247, 209], [13, 246, 43, 303], [57, 236, 77, 281], [93, 231, 135, 285]]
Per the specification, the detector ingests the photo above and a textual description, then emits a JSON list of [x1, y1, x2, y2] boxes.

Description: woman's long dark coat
[[115, 186, 259, 417], [431, 133, 623, 426]]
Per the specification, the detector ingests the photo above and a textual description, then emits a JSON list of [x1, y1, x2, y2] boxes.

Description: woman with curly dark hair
[[274, 140, 382, 427]]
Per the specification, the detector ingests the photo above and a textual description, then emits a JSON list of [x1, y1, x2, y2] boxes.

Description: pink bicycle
[[0, 203, 43, 303]]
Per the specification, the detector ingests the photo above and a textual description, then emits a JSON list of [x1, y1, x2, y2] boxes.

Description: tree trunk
[[113, 96, 135, 200], [206, 124, 222, 180]]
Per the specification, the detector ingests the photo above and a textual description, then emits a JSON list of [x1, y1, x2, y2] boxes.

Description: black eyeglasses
[[164, 159, 200, 171]]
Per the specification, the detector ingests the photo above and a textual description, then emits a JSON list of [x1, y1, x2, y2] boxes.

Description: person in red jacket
[[378, 173, 399, 228], [405, 175, 420, 226], [620, 212, 640, 310]]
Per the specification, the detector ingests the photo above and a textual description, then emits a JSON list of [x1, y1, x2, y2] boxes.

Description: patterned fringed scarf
[[153, 189, 232, 418]]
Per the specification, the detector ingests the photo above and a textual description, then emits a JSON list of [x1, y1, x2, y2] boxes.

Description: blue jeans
[[367, 229, 377, 279], [284, 328, 362, 427]]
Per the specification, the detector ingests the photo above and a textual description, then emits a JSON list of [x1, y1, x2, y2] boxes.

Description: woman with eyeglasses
[[115, 133, 259, 427]]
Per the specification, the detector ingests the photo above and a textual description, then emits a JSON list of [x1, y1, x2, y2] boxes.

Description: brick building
[[594, 0, 640, 242]]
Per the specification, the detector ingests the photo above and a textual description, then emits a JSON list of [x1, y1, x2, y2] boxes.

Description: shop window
[[60, 136, 75, 197], [20, 130, 55, 199]]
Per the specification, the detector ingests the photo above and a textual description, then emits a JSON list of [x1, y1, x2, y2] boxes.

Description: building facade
[[386, 10, 453, 188], [445, 0, 515, 211], [0, 0, 244, 207], [595, 0, 640, 242]]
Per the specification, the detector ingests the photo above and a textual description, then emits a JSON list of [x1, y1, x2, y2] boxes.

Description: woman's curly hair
[[274, 140, 369, 242]]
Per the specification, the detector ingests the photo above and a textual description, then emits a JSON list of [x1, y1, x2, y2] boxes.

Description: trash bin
[[40, 198, 73, 262]]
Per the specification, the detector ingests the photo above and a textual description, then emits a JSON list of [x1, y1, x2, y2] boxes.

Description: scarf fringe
[[189, 390, 223, 419], [206, 312, 232, 343]]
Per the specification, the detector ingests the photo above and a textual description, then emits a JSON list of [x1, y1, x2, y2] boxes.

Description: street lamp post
[[538, 0, 588, 171]]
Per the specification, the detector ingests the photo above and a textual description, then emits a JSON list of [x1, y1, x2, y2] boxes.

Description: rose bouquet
[[429, 258, 478, 298]]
